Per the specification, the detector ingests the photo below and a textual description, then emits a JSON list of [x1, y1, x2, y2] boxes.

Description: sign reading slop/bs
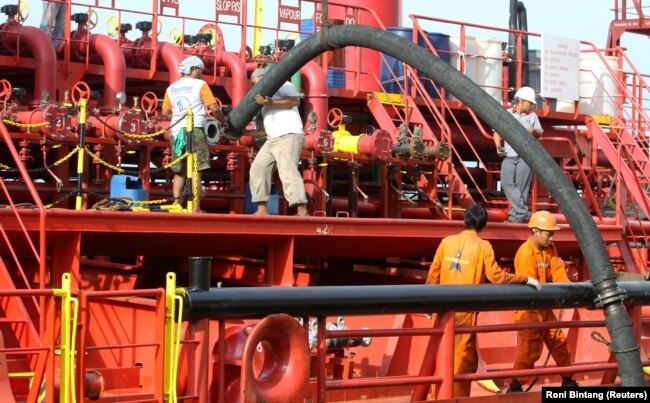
[[541, 35, 580, 101], [217, 0, 242, 22]]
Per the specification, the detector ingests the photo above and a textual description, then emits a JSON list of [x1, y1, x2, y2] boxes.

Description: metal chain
[[83, 146, 189, 175], [84, 189, 173, 208], [2, 119, 50, 128], [90, 110, 186, 139], [0, 146, 81, 174], [44, 190, 77, 209]]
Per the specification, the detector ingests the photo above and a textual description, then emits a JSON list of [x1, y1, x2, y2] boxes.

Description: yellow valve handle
[[286, 32, 300, 43], [151, 19, 162, 36], [17, 0, 30, 23], [168, 27, 183, 47], [88, 9, 98, 30], [202, 27, 217, 48], [106, 15, 120, 38]]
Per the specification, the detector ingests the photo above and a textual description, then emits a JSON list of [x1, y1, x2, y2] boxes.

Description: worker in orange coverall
[[425, 204, 542, 398], [506, 210, 579, 393]]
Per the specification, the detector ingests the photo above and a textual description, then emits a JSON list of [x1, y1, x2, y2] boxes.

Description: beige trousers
[[249, 133, 307, 206]]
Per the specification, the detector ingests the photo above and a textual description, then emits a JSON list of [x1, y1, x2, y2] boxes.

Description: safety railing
[[0, 122, 47, 335], [76, 287, 167, 402]]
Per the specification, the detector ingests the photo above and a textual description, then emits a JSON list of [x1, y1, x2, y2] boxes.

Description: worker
[[506, 210, 578, 392], [40, 0, 67, 49], [248, 66, 309, 216], [425, 204, 542, 398], [161, 55, 228, 213], [493, 86, 543, 223]]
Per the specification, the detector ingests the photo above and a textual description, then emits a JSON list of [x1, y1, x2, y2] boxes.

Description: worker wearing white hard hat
[[162, 55, 228, 213], [493, 86, 543, 223]]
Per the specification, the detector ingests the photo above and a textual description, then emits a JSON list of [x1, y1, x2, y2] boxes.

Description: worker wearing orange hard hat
[[425, 204, 542, 398], [506, 210, 579, 392]]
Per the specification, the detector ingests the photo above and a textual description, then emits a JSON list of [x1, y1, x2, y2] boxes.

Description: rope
[[591, 331, 639, 354]]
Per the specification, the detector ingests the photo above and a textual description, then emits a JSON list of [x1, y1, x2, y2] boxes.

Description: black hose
[[226, 24, 645, 386]]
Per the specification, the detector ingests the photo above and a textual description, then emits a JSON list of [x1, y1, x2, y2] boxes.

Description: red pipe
[[330, 196, 508, 221], [214, 51, 247, 104], [158, 42, 183, 83], [90, 34, 126, 110], [17, 27, 56, 104], [300, 60, 328, 135]]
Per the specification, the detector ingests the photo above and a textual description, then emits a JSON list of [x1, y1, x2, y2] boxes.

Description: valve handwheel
[[141, 91, 158, 114], [327, 107, 344, 128], [17, 0, 30, 23], [88, 9, 98, 30], [0, 79, 12, 102], [168, 27, 183, 47], [71, 81, 91, 103], [106, 16, 119, 38]]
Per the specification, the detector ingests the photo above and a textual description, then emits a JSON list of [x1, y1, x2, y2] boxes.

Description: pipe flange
[[593, 286, 627, 308]]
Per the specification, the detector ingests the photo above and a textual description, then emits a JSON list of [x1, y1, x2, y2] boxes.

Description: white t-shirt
[[260, 82, 305, 140], [162, 77, 216, 137]]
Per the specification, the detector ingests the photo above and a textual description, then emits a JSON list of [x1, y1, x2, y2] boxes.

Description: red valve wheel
[[327, 107, 344, 128], [71, 81, 91, 103], [0, 79, 12, 102], [141, 91, 158, 114]]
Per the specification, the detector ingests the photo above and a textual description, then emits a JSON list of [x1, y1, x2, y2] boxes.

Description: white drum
[[579, 55, 620, 117], [475, 38, 504, 102]]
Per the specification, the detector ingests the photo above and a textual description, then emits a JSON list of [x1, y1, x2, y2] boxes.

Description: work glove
[[526, 277, 542, 291]]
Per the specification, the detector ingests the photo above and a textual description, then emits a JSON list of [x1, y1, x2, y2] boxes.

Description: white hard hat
[[181, 55, 205, 71], [514, 86, 537, 105]]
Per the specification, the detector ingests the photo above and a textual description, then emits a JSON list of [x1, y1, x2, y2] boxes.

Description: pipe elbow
[[214, 51, 247, 105], [90, 34, 127, 110], [300, 61, 328, 134], [18, 27, 57, 104], [158, 41, 183, 83]]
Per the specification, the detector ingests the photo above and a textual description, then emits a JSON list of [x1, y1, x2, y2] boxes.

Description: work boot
[[562, 377, 579, 387], [506, 379, 523, 393]]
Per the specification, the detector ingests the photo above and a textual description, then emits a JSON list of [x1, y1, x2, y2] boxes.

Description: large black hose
[[226, 24, 645, 386]]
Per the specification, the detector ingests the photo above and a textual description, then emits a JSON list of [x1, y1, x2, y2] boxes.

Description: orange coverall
[[513, 238, 571, 384], [426, 229, 527, 398]]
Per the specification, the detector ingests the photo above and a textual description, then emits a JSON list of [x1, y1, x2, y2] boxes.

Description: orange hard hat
[[528, 210, 560, 231]]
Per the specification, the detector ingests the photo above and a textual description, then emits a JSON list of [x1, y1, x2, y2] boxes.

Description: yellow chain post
[[75, 99, 88, 210], [164, 272, 179, 402], [53, 273, 76, 403], [184, 108, 195, 214]]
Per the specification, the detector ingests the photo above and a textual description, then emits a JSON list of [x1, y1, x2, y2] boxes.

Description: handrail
[[0, 122, 47, 334]]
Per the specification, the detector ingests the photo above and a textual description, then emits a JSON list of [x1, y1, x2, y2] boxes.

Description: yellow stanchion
[[184, 108, 196, 214], [75, 99, 88, 210]]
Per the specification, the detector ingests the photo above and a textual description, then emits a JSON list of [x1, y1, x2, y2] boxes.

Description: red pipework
[[304, 130, 334, 154], [158, 42, 183, 83], [300, 60, 328, 135], [357, 129, 393, 161], [14, 27, 57, 104], [90, 34, 126, 111], [214, 51, 247, 104]]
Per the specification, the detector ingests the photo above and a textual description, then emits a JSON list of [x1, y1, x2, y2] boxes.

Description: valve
[[0, 79, 12, 103], [72, 12, 88, 25], [135, 21, 152, 32], [0, 5, 18, 18], [140, 91, 158, 115], [71, 81, 91, 104]]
